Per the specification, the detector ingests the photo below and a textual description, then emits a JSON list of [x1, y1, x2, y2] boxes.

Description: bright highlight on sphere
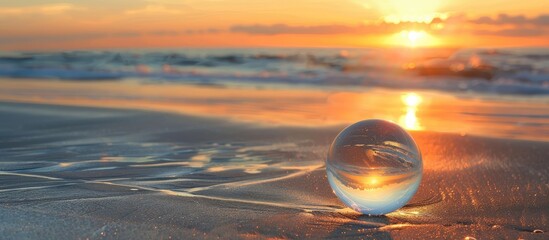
[[326, 119, 423, 215]]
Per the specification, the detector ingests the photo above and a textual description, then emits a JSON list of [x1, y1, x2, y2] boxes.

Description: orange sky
[[0, 0, 548, 50]]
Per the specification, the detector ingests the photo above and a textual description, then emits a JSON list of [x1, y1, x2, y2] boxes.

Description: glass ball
[[326, 119, 423, 215]]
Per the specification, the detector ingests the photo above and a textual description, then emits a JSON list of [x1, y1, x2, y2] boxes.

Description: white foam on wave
[[0, 48, 547, 95]]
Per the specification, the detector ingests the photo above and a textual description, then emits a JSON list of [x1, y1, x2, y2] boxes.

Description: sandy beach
[[0, 100, 547, 239], [2, 0, 549, 237]]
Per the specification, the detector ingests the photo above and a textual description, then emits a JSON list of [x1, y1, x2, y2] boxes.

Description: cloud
[[230, 13, 549, 37], [0, 28, 223, 45], [471, 14, 549, 26], [474, 28, 547, 37], [467, 14, 549, 37], [232, 24, 353, 35], [149, 30, 182, 36], [124, 5, 184, 15], [0, 32, 143, 44], [0, 4, 83, 15], [146, 28, 222, 36], [230, 23, 422, 35], [185, 28, 222, 34]]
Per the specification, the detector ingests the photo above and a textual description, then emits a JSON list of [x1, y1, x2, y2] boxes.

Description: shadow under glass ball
[[326, 119, 423, 215]]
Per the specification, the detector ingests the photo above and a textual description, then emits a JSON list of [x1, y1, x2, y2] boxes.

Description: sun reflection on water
[[399, 93, 423, 130], [2, 79, 547, 141]]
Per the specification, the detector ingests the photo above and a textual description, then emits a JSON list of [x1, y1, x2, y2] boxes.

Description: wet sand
[[0, 101, 547, 239]]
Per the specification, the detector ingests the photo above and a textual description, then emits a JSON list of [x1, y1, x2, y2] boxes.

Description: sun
[[407, 31, 423, 42], [366, 0, 446, 48], [404, 30, 426, 47], [401, 92, 422, 107], [388, 30, 438, 47]]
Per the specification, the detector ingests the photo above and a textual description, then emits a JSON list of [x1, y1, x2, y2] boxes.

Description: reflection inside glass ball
[[326, 119, 423, 215]]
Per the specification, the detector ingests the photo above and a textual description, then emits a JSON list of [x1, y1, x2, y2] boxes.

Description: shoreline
[[1, 99, 547, 144], [1, 78, 548, 142]]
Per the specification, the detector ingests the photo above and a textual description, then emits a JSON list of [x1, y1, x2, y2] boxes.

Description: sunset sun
[[389, 30, 438, 47], [406, 31, 424, 45]]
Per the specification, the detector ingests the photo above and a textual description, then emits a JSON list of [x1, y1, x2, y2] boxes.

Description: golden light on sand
[[400, 93, 423, 130]]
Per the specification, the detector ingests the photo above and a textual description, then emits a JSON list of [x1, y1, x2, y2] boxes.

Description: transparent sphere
[[326, 119, 422, 215]]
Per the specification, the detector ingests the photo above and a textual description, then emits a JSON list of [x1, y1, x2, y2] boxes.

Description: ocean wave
[[0, 48, 548, 95]]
